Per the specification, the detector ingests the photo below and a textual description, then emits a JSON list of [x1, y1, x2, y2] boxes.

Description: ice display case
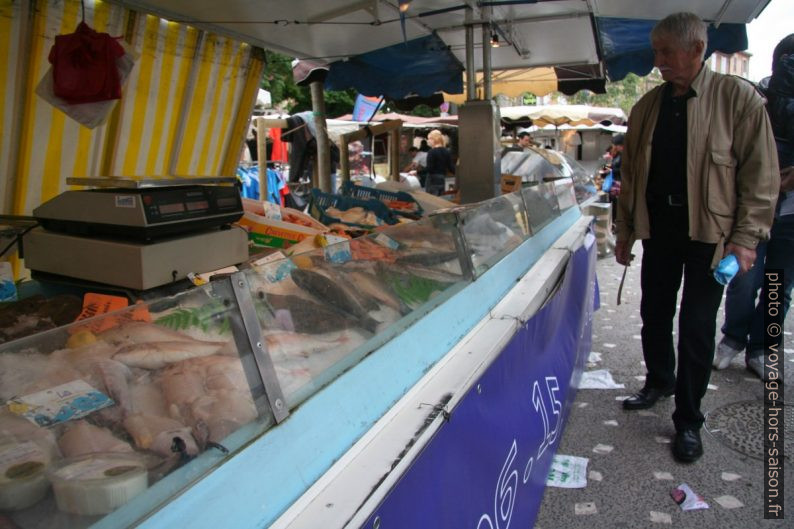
[[0, 187, 588, 528]]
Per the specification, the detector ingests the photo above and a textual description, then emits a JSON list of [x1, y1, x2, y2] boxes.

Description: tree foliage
[[260, 50, 357, 118], [568, 72, 663, 115]]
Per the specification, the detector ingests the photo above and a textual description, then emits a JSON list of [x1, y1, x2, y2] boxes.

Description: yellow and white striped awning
[[0, 0, 264, 219]]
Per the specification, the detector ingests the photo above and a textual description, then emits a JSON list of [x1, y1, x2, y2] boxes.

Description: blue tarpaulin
[[597, 17, 749, 81], [325, 34, 464, 99]]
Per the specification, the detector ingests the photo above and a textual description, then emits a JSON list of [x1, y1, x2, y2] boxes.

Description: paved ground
[[534, 243, 793, 528]]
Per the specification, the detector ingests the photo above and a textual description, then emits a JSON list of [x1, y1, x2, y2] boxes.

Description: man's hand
[[725, 242, 756, 274], [780, 166, 794, 193], [616, 240, 633, 266]]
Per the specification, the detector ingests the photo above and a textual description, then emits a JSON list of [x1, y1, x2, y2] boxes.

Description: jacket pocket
[[706, 150, 736, 218]]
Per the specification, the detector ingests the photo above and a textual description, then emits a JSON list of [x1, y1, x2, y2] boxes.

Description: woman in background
[[424, 130, 455, 196]]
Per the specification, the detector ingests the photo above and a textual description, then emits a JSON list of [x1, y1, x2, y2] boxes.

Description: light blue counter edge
[[121, 207, 582, 529]]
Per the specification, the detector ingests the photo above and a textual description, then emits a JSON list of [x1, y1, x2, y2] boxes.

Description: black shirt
[[426, 147, 455, 176], [646, 83, 695, 238]]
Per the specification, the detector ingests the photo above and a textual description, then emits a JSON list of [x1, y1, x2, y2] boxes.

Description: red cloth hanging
[[48, 22, 125, 104], [269, 127, 289, 163]]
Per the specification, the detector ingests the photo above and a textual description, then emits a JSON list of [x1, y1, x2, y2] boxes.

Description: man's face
[[651, 32, 703, 88], [518, 135, 531, 148]]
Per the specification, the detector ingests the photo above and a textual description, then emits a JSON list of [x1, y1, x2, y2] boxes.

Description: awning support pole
[[481, 16, 492, 100], [465, 7, 476, 101], [310, 81, 332, 192]]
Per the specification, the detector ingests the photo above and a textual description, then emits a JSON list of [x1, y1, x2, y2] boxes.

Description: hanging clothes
[[268, 128, 289, 162]]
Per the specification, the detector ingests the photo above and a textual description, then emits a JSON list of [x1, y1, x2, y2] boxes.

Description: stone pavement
[[534, 244, 793, 528]]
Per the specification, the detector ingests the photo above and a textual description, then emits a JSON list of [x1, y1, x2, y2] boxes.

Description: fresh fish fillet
[[189, 389, 257, 444], [114, 340, 225, 370], [264, 294, 356, 334], [0, 410, 60, 459], [57, 420, 133, 458], [128, 380, 168, 417]]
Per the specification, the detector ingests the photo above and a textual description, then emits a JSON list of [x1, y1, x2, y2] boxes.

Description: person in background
[[615, 12, 779, 464], [517, 131, 534, 149], [713, 34, 794, 379], [608, 134, 624, 223], [425, 129, 454, 196]]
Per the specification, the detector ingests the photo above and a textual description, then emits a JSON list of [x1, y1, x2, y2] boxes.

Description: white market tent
[[118, 1, 769, 78]]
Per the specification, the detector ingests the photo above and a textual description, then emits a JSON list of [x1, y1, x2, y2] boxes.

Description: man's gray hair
[[651, 12, 708, 60]]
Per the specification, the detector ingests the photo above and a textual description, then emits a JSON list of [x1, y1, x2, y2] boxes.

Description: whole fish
[[264, 294, 356, 334], [396, 250, 459, 266], [290, 268, 379, 333], [114, 340, 225, 370], [99, 322, 209, 346], [344, 270, 407, 314], [264, 329, 363, 360]]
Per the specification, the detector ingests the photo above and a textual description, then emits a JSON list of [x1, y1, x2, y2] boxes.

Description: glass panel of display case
[[0, 284, 272, 528], [246, 212, 471, 408], [457, 193, 530, 276], [521, 182, 561, 233], [553, 179, 578, 211]]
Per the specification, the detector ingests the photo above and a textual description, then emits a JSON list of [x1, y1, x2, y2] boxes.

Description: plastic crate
[[309, 189, 399, 228], [341, 182, 424, 219]]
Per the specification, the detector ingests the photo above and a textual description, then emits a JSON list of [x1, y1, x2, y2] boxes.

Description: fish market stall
[[0, 180, 596, 528]]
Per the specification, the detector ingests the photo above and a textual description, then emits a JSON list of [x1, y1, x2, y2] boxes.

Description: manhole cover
[[705, 400, 793, 461]]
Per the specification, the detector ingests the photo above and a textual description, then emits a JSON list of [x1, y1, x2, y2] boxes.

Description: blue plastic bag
[[601, 170, 613, 193]]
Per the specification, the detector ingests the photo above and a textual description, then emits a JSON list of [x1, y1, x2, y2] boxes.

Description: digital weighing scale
[[24, 178, 250, 291]]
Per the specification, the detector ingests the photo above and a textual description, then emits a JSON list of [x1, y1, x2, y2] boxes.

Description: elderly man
[[615, 12, 779, 463]]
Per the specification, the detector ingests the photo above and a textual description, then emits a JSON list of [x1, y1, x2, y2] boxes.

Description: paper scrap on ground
[[588, 352, 602, 363], [592, 444, 614, 454], [707, 384, 718, 390], [654, 471, 674, 480], [671, 483, 709, 511], [655, 436, 671, 444], [545, 455, 589, 488], [634, 375, 646, 380], [588, 470, 603, 482], [603, 419, 619, 426], [578, 369, 625, 389], [714, 495, 743, 509], [633, 335, 641, 339], [721, 472, 741, 482], [649, 511, 672, 524], [577, 402, 590, 408], [603, 343, 616, 348], [574, 502, 597, 515], [615, 395, 630, 401]]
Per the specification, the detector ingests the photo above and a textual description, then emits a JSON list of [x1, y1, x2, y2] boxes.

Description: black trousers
[[640, 237, 724, 431]]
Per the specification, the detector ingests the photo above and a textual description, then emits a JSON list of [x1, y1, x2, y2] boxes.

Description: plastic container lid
[[0, 441, 51, 510], [47, 452, 148, 516]]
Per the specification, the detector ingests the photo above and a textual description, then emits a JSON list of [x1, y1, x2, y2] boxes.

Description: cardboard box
[[236, 211, 325, 249]]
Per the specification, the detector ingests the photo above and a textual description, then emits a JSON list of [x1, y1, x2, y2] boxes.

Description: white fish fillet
[[99, 322, 216, 346], [114, 340, 225, 370], [58, 420, 133, 458]]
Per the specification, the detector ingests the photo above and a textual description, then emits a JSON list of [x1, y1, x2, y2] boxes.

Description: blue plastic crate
[[309, 189, 399, 228], [341, 182, 423, 219]]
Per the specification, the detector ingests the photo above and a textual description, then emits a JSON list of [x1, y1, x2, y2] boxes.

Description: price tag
[[0, 262, 17, 302], [262, 201, 282, 221], [324, 241, 353, 264], [374, 233, 400, 250]]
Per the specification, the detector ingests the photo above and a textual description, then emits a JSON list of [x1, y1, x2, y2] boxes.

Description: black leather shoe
[[672, 429, 703, 463], [622, 386, 675, 410]]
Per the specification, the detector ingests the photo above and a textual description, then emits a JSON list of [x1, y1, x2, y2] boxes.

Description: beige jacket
[[616, 64, 780, 267]]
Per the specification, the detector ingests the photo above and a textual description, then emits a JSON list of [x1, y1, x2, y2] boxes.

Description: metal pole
[[465, 7, 476, 101], [310, 81, 332, 192], [482, 18, 492, 101]]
